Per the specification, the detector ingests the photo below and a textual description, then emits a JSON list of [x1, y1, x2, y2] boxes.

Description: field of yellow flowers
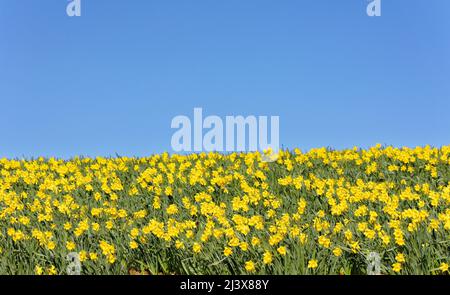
[[0, 145, 449, 275]]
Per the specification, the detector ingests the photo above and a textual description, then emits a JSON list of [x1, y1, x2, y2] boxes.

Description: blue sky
[[0, 0, 449, 158]]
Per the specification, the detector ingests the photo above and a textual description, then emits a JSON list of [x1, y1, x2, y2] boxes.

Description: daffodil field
[[1, 145, 450, 275]]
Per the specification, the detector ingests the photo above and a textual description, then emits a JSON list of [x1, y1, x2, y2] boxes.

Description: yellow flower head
[[263, 251, 273, 265], [277, 246, 287, 256], [223, 247, 233, 257], [308, 259, 318, 269], [333, 247, 343, 257], [245, 260, 256, 272], [392, 262, 402, 273], [193, 242, 202, 253], [66, 241, 76, 251]]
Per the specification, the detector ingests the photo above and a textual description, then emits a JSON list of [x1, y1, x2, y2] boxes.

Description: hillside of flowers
[[0, 145, 449, 275]]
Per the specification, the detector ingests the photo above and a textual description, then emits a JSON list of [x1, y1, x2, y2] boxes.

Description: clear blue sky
[[0, 0, 449, 158]]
